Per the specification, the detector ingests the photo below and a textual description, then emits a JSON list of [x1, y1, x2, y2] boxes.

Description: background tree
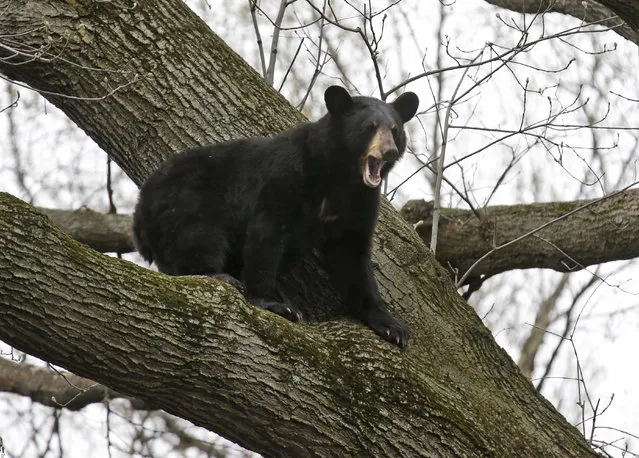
[[1, 0, 638, 456]]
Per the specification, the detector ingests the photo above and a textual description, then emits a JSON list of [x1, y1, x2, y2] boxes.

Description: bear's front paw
[[252, 298, 303, 322], [362, 309, 410, 348]]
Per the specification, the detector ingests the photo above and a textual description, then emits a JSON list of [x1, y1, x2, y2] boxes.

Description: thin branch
[[297, 0, 328, 110], [0, 72, 144, 101], [383, 17, 622, 97], [265, 0, 290, 86], [0, 87, 18, 113], [430, 50, 481, 254], [248, 0, 268, 78], [278, 37, 304, 92]]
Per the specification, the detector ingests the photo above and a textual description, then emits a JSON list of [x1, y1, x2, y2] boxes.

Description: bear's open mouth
[[364, 155, 386, 188]]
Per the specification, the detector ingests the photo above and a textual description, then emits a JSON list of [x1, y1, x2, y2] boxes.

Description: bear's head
[[324, 86, 419, 188]]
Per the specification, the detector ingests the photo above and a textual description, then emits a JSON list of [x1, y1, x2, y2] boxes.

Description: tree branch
[[401, 188, 639, 282], [518, 273, 570, 378], [35, 185, 639, 285], [0, 357, 147, 411], [39, 207, 135, 254], [483, 0, 639, 46]]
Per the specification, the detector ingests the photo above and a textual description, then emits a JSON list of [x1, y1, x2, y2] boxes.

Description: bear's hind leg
[[158, 223, 227, 273], [159, 225, 247, 295], [242, 212, 302, 322]]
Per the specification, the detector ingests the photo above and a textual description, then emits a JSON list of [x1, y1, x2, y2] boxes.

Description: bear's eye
[[391, 125, 399, 138], [370, 120, 379, 130]]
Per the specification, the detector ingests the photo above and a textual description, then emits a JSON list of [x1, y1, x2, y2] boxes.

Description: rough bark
[[401, 191, 639, 282], [484, 0, 639, 45], [0, 0, 597, 456]]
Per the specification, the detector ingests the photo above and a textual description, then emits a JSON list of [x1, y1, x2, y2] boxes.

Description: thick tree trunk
[[0, 0, 597, 456]]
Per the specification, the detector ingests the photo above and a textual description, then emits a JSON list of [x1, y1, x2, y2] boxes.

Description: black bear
[[133, 86, 419, 347]]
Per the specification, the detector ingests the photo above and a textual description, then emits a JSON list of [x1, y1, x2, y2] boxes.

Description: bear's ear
[[325, 86, 354, 117], [392, 92, 419, 123]]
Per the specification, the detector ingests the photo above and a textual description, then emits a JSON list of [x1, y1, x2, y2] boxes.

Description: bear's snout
[[383, 147, 399, 162]]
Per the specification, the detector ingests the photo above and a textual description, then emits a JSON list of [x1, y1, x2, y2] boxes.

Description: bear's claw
[[363, 309, 410, 348], [252, 298, 303, 322]]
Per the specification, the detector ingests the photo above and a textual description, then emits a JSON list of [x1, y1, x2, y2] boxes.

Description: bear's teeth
[[364, 156, 385, 188]]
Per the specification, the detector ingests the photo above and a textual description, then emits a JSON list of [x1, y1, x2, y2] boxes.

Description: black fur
[[133, 86, 419, 347]]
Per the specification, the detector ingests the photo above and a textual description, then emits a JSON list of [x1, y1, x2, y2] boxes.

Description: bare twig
[[0, 87, 18, 113], [297, 0, 328, 110], [430, 50, 481, 254], [383, 16, 622, 97], [0, 72, 144, 101], [265, 0, 290, 86], [248, 0, 268, 78], [278, 37, 304, 92]]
